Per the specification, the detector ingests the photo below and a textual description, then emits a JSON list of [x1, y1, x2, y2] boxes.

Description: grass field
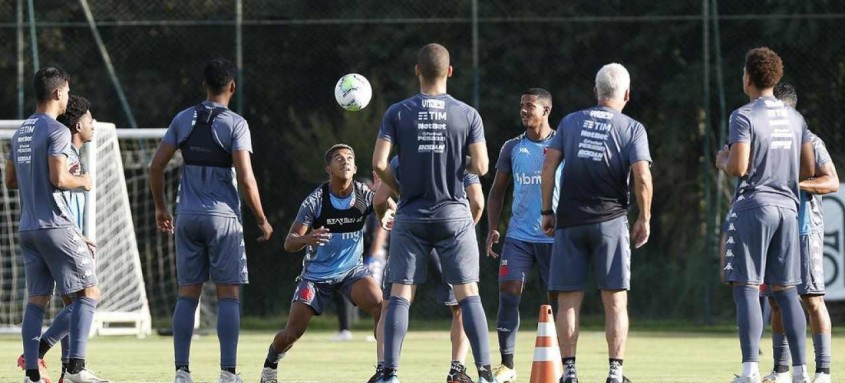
[[2, 328, 844, 383]]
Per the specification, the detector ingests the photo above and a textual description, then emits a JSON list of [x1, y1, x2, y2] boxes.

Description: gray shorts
[[292, 265, 370, 315], [382, 249, 457, 306], [723, 206, 800, 286], [499, 237, 553, 289], [548, 215, 631, 291], [175, 214, 247, 286], [798, 232, 825, 295], [386, 218, 479, 285], [21, 226, 97, 296]]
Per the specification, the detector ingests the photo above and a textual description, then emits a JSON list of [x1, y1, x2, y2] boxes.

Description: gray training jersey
[[378, 93, 485, 222], [798, 134, 832, 235], [550, 106, 651, 228], [163, 101, 252, 219], [728, 96, 812, 213], [9, 114, 76, 231]]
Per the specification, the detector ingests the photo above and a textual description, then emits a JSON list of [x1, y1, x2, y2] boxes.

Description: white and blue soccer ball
[[334, 73, 372, 111]]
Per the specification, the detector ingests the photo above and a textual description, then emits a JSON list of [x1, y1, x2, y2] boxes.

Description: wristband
[[541, 209, 554, 216]]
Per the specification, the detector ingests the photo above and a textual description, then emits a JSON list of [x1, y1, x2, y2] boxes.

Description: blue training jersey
[[294, 182, 374, 281], [61, 144, 85, 229], [496, 132, 562, 243]]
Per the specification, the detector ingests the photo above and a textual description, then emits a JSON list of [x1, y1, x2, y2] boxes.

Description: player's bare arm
[[718, 142, 750, 177], [466, 182, 484, 225], [149, 141, 177, 234], [630, 160, 652, 248], [284, 222, 330, 253], [233, 149, 273, 241], [372, 138, 398, 193], [466, 141, 489, 176], [4, 159, 17, 190], [540, 147, 563, 236], [798, 141, 816, 181], [485, 170, 510, 258], [800, 161, 839, 195], [49, 154, 91, 191], [372, 178, 395, 228]]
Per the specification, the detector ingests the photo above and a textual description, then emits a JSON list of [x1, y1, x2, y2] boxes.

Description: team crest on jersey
[[69, 162, 82, 176]]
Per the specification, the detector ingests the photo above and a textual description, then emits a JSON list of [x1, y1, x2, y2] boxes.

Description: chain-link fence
[[1, 0, 843, 326]]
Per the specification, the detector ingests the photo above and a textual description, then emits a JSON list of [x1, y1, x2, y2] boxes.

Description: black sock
[[774, 365, 789, 373], [816, 367, 830, 374], [610, 358, 623, 366], [176, 364, 190, 373], [449, 360, 465, 373], [25, 369, 40, 382], [478, 364, 493, 381], [67, 358, 85, 374], [563, 357, 576, 366], [382, 367, 397, 377], [501, 353, 514, 369], [37, 339, 51, 359], [223, 367, 236, 374], [263, 359, 278, 369]]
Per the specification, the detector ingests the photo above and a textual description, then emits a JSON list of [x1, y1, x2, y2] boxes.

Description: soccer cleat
[[492, 365, 516, 383], [477, 378, 499, 383], [17, 355, 53, 383], [260, 367, 278, 383], [811, 373, 830, 383], [173, 370, 193, 383], [731, 374, 762, 383], [217, 371, 244, 383], [606, 377, 632, 383], [379, 371, 400, 383], [792, 373, 810, 383], [367, 365, 384, 383], [446, 363, 473, 383], [561, 360, 578, 383], [330, 329, 353, 341], [762, 371, 790, 383], [24, 378, 45, 383], [63, 369, 111, 383]]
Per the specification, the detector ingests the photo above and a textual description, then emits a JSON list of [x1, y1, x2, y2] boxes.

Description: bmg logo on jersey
[[514, 172, 542, 185]]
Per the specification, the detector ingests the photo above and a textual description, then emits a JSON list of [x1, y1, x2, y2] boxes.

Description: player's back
[[379, 94, 485, 222], [729, 97, 809, 213], [11, 114, 75, 231], [164, 101, 252, 219], [555, 106, 650, 228]]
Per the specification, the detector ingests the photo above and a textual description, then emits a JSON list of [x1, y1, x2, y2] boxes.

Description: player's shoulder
[[302, 183, 326, 206], [500, 133, 525, 151], [444, 95, 480, 116]]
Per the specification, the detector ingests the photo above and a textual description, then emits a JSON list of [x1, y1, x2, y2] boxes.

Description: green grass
[[2, 328, 844, 383]]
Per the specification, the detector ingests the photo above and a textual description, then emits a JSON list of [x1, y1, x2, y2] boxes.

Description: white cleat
[[64, 369, 111, 383], [792, 373, 810, 383], [260, 367, 278, 383], [811, 373, 831, 383], [492, 365, 516, 383], [174, 370, 194, 383], [731, 374, 762, 383], [218, 370, 244, 383], [23, 379, 45, 383], [762, 371, 790, 383]]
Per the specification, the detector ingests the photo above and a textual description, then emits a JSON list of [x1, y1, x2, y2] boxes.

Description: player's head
[[33, 66, 70, 112], [203, 58, 237, 96], [416, 43, 452, 83], [774, 82, 797, 108], [595, 63, 631, 104], [57, 95, 95, 144], [520, 88, 552, 129], [324, 144, 357, 181], [743, 47, 782, 94]]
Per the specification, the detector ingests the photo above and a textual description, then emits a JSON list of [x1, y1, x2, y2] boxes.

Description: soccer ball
[[334, 73, 372, 111]]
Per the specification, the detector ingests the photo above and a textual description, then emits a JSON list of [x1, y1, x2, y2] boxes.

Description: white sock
[[793, 365, 807, 378], [742, 362, 759, 377]]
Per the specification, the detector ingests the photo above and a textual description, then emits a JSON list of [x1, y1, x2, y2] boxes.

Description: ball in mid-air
[[334, 73, 372, 111]]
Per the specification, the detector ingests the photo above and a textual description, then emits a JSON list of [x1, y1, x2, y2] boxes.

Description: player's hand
[[155, 208, 174, 234], [631, 218, 650, 248], [371, 170, 382, 192], [380, 209, 395, 231], [716, 144, 730, 171], [83, 236, 97, 257], [307, 226, 331, 246], [485, 230, 501, 258], [541, 215, 556, 237], [80, 173, 93, 191], [257, 219, 273, 242]]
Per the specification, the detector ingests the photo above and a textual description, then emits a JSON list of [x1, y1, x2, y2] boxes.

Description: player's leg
[[370, 268, 391, 383], [262, 291, 317, 383], [331, 292, 353, 341], [799, 232, 831, 382], [763, 295, 791, 383], [767, 207, 808, 382], [594, 216, 632, 383], [344, 269, 384, 342], [37, 295, 73, 361], [549, 225, 588, 383], [494, 238, 533, 382], [427, 249, 470, 381], [172, 214, 210, 382], [20, 230, 55, 383]]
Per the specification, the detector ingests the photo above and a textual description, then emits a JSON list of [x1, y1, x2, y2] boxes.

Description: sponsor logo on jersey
[[514, 172, 542, 185]]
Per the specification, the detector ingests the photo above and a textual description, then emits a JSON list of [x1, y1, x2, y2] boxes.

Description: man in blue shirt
[[372, 43, 494, 383], [485, 88, 561, 383], [260, 144, 384, 383], [150, 59, 273, 383], [541, 63, 652, 383], [6, 68, 105, 383]]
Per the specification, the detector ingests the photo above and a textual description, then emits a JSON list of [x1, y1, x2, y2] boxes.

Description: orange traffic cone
[[529, 304, 563, 383]]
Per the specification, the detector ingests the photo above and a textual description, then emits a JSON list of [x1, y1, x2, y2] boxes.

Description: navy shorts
[[382, 249, 457, 306], [21, 226, 97, 296], [798, 232, 825, 295], [387, 218, 479, 285], [292, 265, 371, 315], [723, 206, 800, 286], [548, 215, 631, 291], [175, 214, 247, 286], [498, 237, 553, 290]]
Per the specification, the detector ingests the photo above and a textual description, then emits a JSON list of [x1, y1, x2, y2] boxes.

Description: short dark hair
[[774, 82, 798, 108], [57, 95, 91, 130], [523, 88, 553, 107], [204, 58, 237, 94], [744, 47, 783, 89], [33, 66, 69, 102], [324, 144, 354, 165], [417, 43, 450, 81]]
